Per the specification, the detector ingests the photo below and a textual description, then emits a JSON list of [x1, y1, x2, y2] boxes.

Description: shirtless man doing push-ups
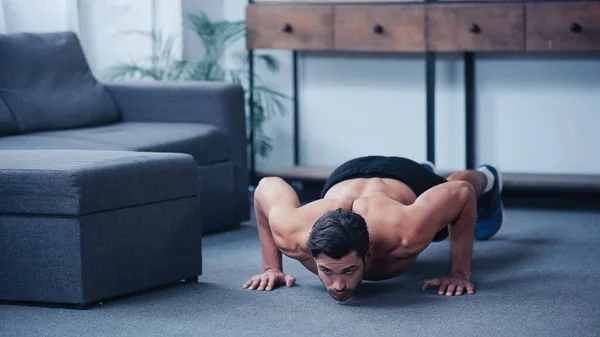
[[243, 156, 503, 301]]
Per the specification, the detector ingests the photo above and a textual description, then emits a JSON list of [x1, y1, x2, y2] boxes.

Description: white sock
[[477, 166, 495, 194], [422, 161, 438, 175]]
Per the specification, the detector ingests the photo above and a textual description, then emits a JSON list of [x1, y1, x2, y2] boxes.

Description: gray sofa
[[0, 31, 250, 233]]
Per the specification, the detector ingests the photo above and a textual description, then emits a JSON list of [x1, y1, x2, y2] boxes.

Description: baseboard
[[503, 189, 600, 211]]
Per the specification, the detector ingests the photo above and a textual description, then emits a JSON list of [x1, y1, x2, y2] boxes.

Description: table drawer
[[526, 2, 600, 51], [427, 3, 524, 52], [245, 4, 334, 50], [334, 5, 425, 52]]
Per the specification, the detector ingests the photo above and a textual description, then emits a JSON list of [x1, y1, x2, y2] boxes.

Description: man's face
[[314, 251, 366, 301]]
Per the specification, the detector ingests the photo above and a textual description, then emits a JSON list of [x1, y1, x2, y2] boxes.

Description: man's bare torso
[[276, 177, 434, 281]]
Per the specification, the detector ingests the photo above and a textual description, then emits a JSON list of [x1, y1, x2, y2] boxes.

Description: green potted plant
[[107, 12, 289, 158]]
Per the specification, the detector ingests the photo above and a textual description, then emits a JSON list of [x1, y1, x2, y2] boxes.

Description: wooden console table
[[245, 0, 600, 192]]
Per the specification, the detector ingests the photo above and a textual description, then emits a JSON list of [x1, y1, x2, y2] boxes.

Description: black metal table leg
[[293, 51, 299, 166], [248, 0, 256, 186], [465, 52, 476, 169], [426, 52, 436, 164], [248, 48, 255, 185]]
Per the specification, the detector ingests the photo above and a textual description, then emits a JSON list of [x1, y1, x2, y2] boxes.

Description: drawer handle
[[373, 24, 384, 34], [282, 23, 293, 33], [468, 24, 481, 34], [570, 22, 582, 34]]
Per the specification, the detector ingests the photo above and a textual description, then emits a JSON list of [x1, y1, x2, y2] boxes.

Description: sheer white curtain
[[0, 0, 79, 34], [0, 1, 7, 34], [0, 0, 183, 80]]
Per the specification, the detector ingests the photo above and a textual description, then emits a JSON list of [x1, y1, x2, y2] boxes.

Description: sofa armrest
[[104, 81, 250, 222]]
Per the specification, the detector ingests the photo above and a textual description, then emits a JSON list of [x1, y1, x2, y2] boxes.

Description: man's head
[[306, 208, 372, 301]]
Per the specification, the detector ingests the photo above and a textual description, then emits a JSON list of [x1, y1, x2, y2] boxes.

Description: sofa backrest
[[0, 32, 121, 134], [0, 97, 19, 136]]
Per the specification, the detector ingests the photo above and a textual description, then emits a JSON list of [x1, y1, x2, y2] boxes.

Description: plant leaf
[[254, 85, 291, 99], [254, 129, 274, 157], [256, 54, 280, 72], [272, 96, 288, 117], [106, 63, 162, 81]]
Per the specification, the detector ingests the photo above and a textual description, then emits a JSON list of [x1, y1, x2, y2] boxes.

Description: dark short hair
[[306, 208, 369, 260]]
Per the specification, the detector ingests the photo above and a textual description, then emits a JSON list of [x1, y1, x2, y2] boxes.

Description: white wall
[[474, 53, 600, 174], [223, 0, 600, 175]]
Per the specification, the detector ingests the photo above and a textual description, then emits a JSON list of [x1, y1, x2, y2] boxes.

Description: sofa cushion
[[0, 97, 18, 136], [0, 150, 200, 216], [0, 32, 121, 133], [34, 122, 231, 165]]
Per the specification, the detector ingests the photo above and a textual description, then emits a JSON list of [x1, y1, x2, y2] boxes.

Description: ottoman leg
[[184, 276, 198, 283]]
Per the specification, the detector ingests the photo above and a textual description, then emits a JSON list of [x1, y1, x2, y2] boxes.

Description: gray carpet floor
[[1, 208, 599, 337]]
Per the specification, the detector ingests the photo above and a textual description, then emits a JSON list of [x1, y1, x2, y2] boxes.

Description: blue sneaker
[[475, 164, 504, 240], [421, 161, 438, 174]]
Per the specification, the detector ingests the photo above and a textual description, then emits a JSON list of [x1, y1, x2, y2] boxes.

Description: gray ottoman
[[0, 150, 203, 308]]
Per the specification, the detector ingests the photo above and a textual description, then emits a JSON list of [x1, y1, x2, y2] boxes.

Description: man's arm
[[243, 177, 299, 291], [407, 181, 477, 295], [251, 177, 301, 273]]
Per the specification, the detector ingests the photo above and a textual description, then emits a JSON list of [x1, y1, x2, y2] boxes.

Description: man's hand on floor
[[422, 275, 475, 296], [242, 268, 296, 291]]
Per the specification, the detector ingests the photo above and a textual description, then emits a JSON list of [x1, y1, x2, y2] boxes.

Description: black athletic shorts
[[320, 155, 449, 242]]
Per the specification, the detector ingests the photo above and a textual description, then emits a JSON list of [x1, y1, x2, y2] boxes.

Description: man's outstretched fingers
[[258, 276, 269, 291], [245, 278, 254, 289], [438, 280, 449, 295], [265, 277, 276, 291], [467, 285, 475, 295], [249, 277, 261, 290], [455, 286, 464, 296], [446, 284, 457, 296]]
